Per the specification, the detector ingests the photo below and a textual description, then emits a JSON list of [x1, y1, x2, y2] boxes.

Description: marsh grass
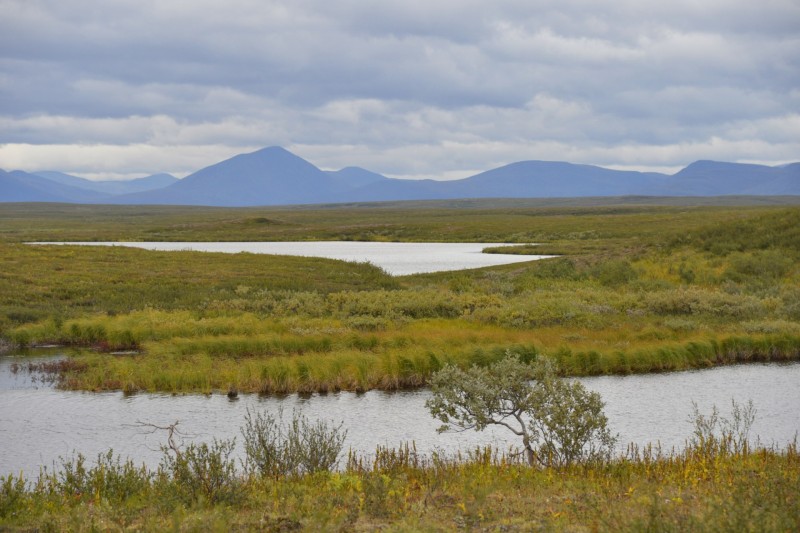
[[1, 201, 799, 528], [1, 418, 797, 531], [2, 203, 799, 393]]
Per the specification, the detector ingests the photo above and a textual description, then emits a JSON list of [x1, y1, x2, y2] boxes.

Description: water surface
[[2, 354, 797, 476], [32, 241, 553, 276]]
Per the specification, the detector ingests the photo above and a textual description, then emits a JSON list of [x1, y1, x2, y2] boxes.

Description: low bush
[[592, 259, 638, 286], [159, 438, 239, 505], [427, 353, 616, 467], [241, 408, 347, 478]]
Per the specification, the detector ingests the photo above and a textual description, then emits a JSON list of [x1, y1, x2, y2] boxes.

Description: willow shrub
[[427, 354, 616, 467], [158, 438, 240, 505], [241, 408, 347, 478]]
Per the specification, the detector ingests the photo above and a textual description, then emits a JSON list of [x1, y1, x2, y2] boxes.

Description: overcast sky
[[1, 0, 798, 181]]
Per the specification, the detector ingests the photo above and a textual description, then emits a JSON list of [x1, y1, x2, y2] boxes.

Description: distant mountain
[[663, 160, 800, 196], [325, 167, 390, 189], [116, 147, 343, 206], [443, 161, 667, 198], [35, 171, 178, 195], [344, 177, 450, 202], [0, 169, 108, 203], [3, 148, 798, 206]]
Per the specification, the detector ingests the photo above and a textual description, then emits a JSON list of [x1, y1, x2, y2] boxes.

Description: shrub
[[241, 408, 347, 478], [724, 251, 793, 284], [159, 438, 240, 505], [426, 353, 616, 467], [689, 399, 757, 456], [643, 288, 763, 318], [32, 451, 151, 505], [592, 260, 638, 286], [0, 473, 27, 519], [530, 258, 580, 280]]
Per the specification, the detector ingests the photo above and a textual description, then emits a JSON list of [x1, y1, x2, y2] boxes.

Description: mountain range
[[2, 146, 798, 206]]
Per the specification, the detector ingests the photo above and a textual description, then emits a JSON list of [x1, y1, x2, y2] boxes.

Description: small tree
[[426, 354, 616, 467]]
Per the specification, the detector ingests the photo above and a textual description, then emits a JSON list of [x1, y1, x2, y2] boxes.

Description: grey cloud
[[0, 0, 797, 179]]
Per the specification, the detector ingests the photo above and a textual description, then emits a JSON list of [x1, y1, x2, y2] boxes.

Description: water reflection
[[2, 353, 798, 476]]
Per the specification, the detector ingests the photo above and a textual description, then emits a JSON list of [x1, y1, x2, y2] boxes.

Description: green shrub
[[643, 288, 763, 318], [0, 473, 27, 519], [530, 258, 580, 280], [592, 260, 638, 286], [689, 399, 756, 457], [426, 354, 616, 467], [33, 451, 151, 505], [724, 251, 793, 284], [241, 408, 347, 478], [159, 438, 240, 505]]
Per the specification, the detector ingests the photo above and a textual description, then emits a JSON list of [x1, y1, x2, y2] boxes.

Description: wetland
[[1, 200, 798, 530]]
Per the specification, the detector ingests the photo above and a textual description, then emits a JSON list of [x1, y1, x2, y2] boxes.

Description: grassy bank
[[11, 312, 800, 393], [1, 204, 799, 393], [1, 435, 797, 531]]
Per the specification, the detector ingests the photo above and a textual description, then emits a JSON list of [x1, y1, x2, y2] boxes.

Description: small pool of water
[[30, 241, 554, 276]]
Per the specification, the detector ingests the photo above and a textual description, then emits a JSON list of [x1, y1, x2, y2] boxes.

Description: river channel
[[2, 353, 798, 476]]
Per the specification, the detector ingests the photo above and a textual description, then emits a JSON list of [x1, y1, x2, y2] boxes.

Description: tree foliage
[[426, 354, 616, 467]]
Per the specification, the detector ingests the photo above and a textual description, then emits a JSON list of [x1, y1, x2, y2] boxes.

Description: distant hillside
[[661, 161, 795, 196], [325, 167, 390, 189], [443, 161, 667, 198], [2, 148, 798, 206], [116, 147, 343, 206], [0, 169, 108, 203], [35, 171, 178, 196]]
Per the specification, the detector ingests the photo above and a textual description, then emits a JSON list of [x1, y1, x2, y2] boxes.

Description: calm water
[[2, 354, 798, 476], [32, 241, 554, 276]]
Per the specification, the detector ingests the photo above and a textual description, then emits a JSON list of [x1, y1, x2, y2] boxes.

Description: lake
[[31, 241, 555, 276], [2, 353, 798, 476]]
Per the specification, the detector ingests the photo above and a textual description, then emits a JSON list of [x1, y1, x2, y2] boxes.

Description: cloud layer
[[1, 0, 798, 180]]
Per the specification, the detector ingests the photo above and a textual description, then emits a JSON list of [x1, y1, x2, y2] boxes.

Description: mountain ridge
[[2, 148, 798, 206], [35, 171, 178, 196]]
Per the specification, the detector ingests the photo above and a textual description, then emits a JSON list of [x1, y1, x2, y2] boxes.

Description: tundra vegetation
[[427, 354, 617, 467], [1, 202, 798, 394], [0, 200, 798, 529], [0, 395, 797, 531]]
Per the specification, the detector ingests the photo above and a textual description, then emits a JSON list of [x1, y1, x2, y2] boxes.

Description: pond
[[31, 241, 554, 275], [2, 353, 798, 476]]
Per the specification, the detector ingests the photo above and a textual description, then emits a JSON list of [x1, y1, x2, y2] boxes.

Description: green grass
[[1, 200, 799, 529], [1, 203, 799, 393], [1, 437, 797, 531]]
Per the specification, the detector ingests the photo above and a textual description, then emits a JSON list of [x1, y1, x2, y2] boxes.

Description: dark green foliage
[[592, 259, 638, 286], [690, 208, 800, 256], [531, 257, 581, 280], [427, 354, 616, 467], [724, 250, 794, 284], [0, 474, 27, 519], [159, 439, 240, 505]]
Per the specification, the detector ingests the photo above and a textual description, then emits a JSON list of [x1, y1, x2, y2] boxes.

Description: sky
[[0, 0, 798, 181]]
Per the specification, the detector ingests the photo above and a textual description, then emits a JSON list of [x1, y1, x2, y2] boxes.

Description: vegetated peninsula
[[2, 146, 798, 206]]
